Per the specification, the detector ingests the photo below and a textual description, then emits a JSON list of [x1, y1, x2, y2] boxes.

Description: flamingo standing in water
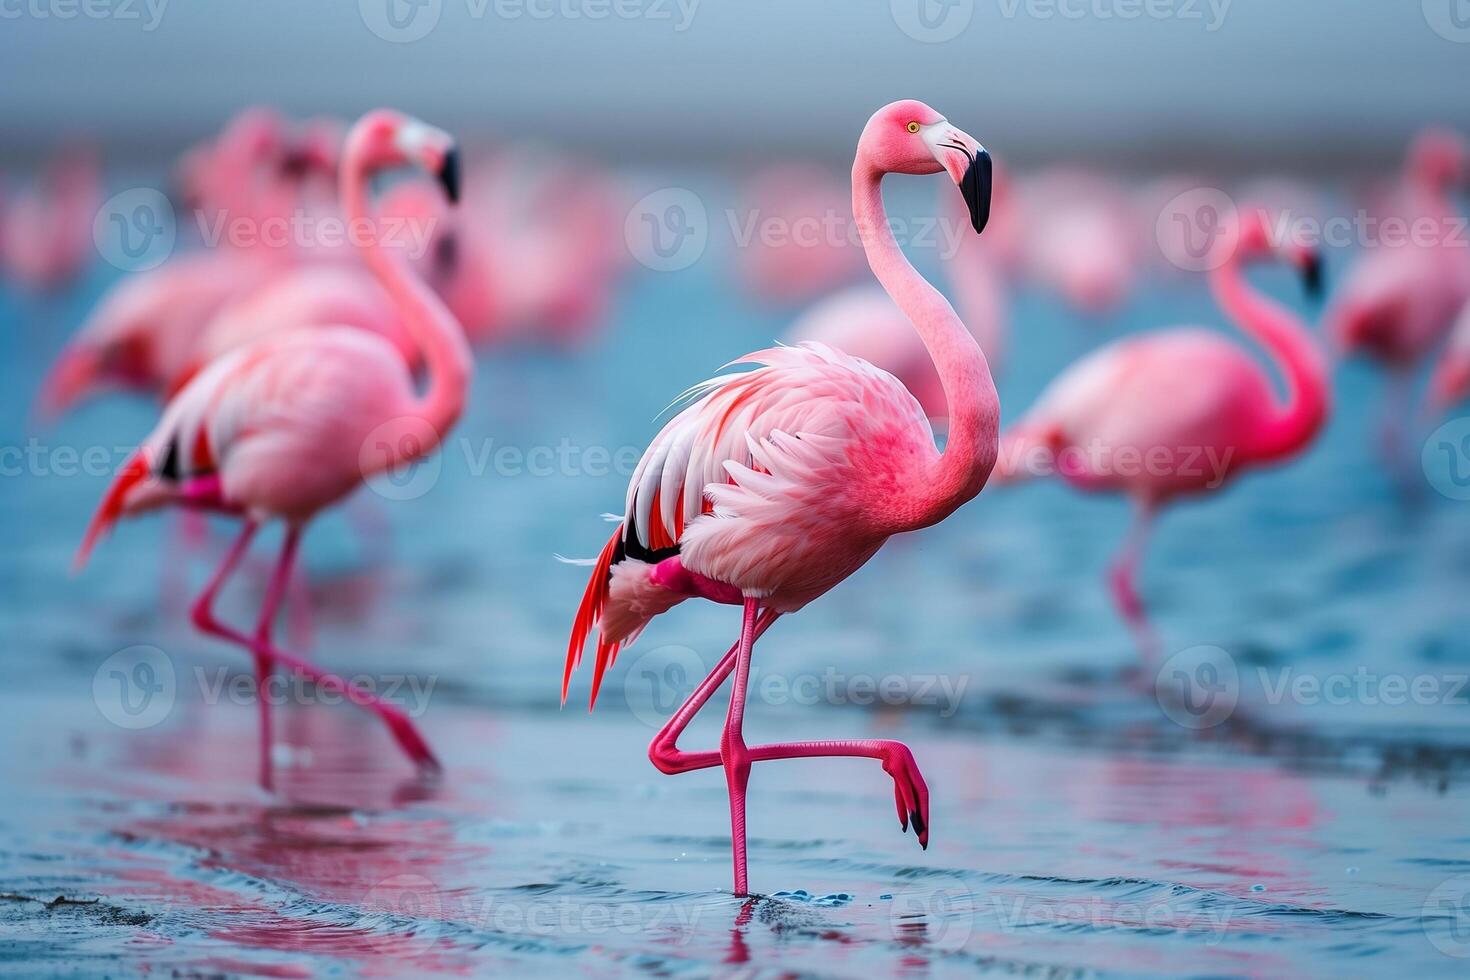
[[1018, 168, 1141, 317], [1327, 129, 1470, 457], [1, 143, 100, 293], [996, 211, 1328, 666], [564, 101, 995, 895], [75, 110, 472, 779]]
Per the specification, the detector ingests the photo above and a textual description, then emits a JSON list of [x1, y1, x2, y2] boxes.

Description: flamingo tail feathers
[[74, 450, 151, 572], [564, 526, 623, 709]]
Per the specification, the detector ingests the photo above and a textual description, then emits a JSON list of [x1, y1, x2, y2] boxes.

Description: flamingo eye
[[907, 121, 921, 134]]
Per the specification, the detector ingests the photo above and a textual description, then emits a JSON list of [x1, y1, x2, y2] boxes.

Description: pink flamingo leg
[[650, 602, 929, 897], [1108, 501, 1160, 671], [249, 527, 304, 789], [189, 522, 440, 774]]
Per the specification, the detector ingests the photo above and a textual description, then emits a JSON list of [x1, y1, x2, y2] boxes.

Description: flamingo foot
[[881, 742, 930, 850]]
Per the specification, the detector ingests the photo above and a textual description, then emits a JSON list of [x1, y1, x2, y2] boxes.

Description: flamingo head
[[346, 110, 460, 205], [1233, 206, 1325, 301], [859, 100, 992, 233], [1407, 127, 1469, 191], [278, 117, 342, 183]]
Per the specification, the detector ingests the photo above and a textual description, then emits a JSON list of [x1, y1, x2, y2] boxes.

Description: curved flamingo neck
[[852, 159, 998, 530], [340, 146, 472, 464], [1210, 250, 1328, 464]]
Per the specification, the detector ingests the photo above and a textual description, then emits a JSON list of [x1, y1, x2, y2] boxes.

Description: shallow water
[[3, 196, 1470, 976]]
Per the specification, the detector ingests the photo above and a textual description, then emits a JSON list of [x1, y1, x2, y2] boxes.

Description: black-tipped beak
[[962, 147, 993, 235], [1301, 251, 1324, 300], [438, 146, 461, 204]]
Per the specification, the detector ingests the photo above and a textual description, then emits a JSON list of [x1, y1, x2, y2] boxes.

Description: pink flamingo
[[36, 250, 282, 419], [995, 211, 1328, 666], [734, 163, 869, 307], [563, 100, 995, 895], [74, 110, 472, 781], [1327, 129, 1470, 453], [1, 142, 100, 292], [1018, 167, 1140, 316]]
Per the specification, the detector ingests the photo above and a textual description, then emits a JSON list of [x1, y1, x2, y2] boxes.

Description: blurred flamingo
[[1019, 167, 1140, 317], [383, 149, 626, 348], [564, 101, 995, 894], [75, 110, 472, 781], [734, 163, 868, 307], [1, 142, 100, 292], [36, 250, 280, 419], [1327, 128, 1470, 458], [996, 210, 1328, 666]]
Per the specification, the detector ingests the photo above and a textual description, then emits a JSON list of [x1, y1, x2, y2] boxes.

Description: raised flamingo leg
[[654, 602, 929, 896], [1108, 500, 1160, 672], [189, 522, 440, 773]]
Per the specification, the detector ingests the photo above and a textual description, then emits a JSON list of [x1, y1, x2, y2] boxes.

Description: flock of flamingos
[[4, 101, 1469, 896]]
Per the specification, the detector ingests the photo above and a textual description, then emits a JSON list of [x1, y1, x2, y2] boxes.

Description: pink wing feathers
[[565, 342, 928, 705]]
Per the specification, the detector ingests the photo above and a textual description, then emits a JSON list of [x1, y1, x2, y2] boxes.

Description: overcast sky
[[1, 1, 1465, 171]]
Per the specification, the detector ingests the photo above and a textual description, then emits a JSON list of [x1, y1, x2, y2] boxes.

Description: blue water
[[3, 184, 1470, 977]]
